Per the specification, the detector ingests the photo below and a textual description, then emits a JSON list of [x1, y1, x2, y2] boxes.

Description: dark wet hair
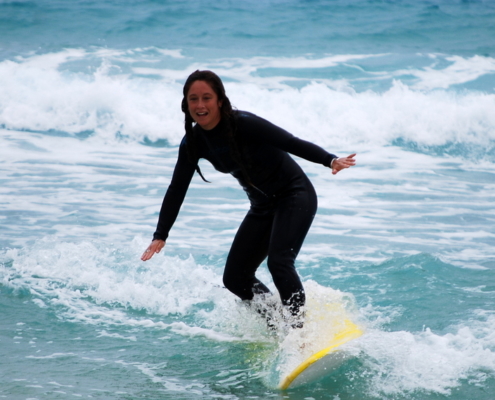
[[181, 70, 250, 184]]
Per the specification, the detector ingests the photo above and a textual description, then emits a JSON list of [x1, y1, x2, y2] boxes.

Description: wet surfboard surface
[[279, 318, 363, 389]]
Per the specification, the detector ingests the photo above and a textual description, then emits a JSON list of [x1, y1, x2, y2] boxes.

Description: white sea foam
[[1, 123, 494, 264], [1, 238, 224, 319], [26, 353, 77, 359], [168, 321, 246, 342], [2, 236, 495, 396], [358, 319, 495, 396], [97, 330, 137, 341], [0, 235, 267, 345], [406, 55, 495, 90], [0, 49, 184, 144], [1, 49, 494, 156]]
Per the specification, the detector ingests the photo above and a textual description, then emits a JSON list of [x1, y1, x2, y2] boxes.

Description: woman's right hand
[[141, 240, 165, 261]]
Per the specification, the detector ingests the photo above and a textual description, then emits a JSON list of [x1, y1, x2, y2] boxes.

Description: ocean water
[[1, 0, 495, 399]]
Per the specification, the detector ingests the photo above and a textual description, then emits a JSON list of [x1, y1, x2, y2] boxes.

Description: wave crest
[[1, 49, 494, 160]]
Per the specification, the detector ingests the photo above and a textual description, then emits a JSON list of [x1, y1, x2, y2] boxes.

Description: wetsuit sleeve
[[241, 113, 337, 166], [153, 140, 197, 241]]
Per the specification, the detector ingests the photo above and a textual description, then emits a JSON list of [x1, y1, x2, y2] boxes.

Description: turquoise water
[[1, 1, 495, 399]]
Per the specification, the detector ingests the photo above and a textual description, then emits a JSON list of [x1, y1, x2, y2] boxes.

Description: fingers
[[331, 154, 357, 175], [342, 153, 356, 164], [141, 240, 165, 261], [141, 246, 154, 261]]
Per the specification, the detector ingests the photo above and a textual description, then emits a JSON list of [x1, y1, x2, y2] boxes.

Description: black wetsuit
[[153, 111, 336, 315]]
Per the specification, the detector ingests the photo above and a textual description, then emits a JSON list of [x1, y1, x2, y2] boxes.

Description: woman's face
[[187, 80, 223, 130]]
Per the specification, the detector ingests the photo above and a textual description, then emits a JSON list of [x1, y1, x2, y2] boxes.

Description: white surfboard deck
[[279, 317, 363, 390]]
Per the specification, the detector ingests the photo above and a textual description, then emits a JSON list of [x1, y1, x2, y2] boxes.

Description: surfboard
[[279, 315, 363, 390]]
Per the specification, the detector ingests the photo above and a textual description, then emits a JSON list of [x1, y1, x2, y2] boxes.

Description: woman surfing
[[141, 70, 356, 328]]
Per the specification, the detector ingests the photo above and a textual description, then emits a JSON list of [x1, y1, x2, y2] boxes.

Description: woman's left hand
[[331, 153, 356, 175]]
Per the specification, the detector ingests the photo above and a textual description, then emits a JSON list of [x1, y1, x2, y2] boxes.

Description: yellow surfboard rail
[[279, 319, 363, 390]]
